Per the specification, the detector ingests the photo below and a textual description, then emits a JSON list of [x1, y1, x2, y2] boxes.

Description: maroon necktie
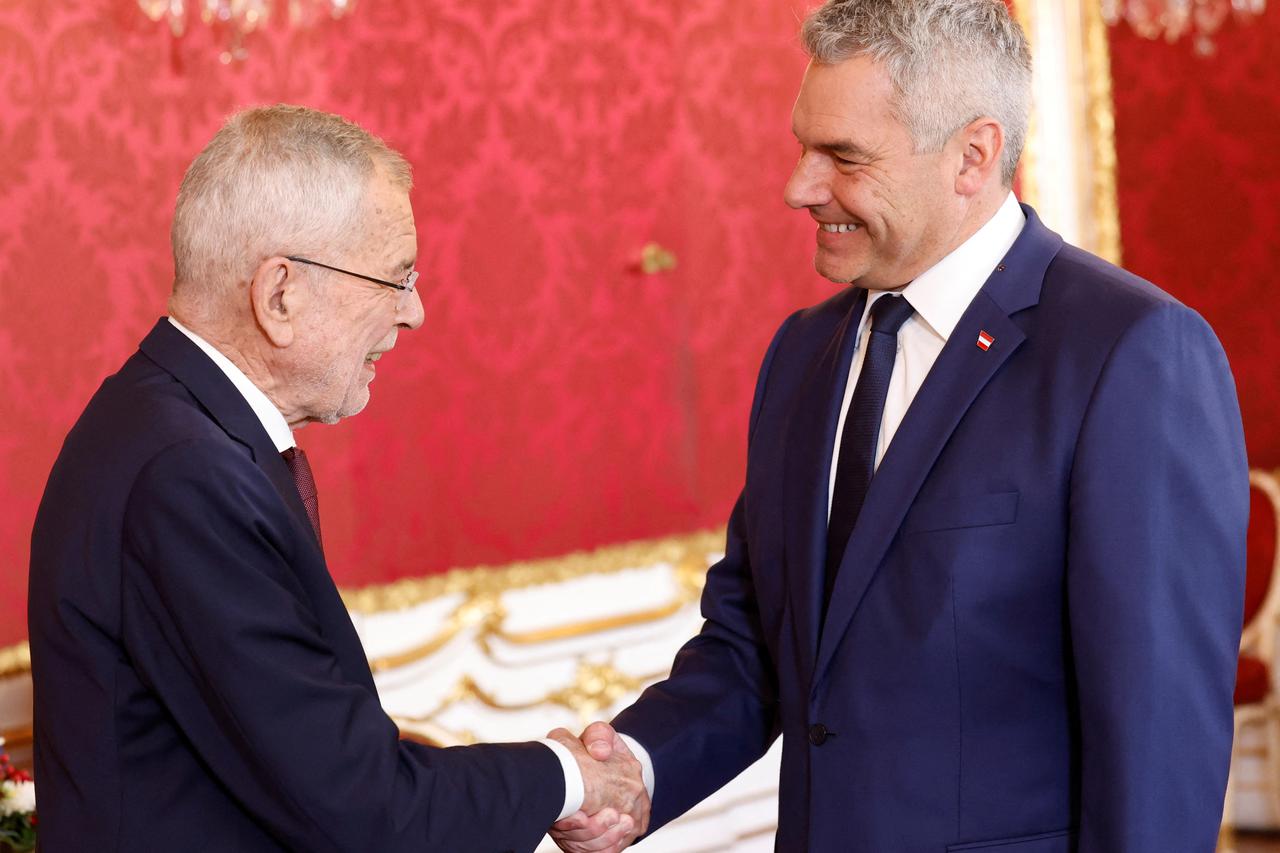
[[281, 447, 322, 548]]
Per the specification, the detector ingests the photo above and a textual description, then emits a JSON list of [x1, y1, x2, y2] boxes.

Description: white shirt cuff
[[618, 733, 656, 801], [539, 738, 585, 820]]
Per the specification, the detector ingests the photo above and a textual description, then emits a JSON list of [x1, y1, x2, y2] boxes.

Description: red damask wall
[[1, 2, 1275, 648], [1108, 14, 1280, 469], [0, 0, 832, 645]]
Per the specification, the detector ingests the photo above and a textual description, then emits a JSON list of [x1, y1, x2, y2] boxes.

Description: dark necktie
[[825, 294, 915, 606], [281, 446, 323, 548]]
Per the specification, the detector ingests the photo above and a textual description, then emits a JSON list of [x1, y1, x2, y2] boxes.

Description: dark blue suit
[[29, 320, 561, 852], [613, 208, 1248, 852]]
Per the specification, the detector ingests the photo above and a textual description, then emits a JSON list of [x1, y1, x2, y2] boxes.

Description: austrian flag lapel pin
[[976, 330, 995, 351]]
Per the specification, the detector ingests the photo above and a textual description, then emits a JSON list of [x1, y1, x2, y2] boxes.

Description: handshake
[[546, 722, 651, 853]]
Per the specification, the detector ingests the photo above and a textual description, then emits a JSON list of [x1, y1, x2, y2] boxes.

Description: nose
[[397, 285, 425, 330], [783, 151, 832, 210]]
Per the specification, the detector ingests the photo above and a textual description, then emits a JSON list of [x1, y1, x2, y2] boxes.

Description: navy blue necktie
[[825, 294, 915, 606]]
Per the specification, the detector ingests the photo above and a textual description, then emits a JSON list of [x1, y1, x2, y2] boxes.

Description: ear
[[249, 256, 304, 348], [954, 118, 1005, 196]]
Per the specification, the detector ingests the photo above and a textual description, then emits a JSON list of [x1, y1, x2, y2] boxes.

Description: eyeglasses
[[286, 256, 419, 306]]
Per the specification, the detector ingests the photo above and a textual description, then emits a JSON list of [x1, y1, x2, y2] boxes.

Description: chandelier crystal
[[138, 0, 356, 63], [1101, 0, 1267, 55]]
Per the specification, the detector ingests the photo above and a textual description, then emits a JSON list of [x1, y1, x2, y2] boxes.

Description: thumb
[[610, 730, 634, 759], [581, 721, 617, 761]]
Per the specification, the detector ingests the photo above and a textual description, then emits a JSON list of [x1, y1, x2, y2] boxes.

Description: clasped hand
[[546, 722, 650, 853]]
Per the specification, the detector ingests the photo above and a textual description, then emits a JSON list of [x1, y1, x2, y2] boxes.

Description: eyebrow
[[823, 139, 877, 159], [793, 129, 879, 161]]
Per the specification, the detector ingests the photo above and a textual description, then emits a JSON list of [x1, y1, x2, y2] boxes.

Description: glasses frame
[[286, 255, 418, 294]]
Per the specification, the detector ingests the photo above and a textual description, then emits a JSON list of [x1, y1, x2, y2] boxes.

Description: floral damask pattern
[[0, 0, 834, 643], [1108, 14, 1280, 471], [5, 0, 1271, 646]]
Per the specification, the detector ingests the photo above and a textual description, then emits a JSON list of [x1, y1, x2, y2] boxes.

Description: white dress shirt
[[828, 192, 1026, 515], [168, 317, 295, 452], [627, 192, 1027, 807], [166, 317, 586, 820]]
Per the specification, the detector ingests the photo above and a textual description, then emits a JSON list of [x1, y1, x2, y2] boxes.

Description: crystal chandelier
[[1102, 0, 1267, 55], [138, 0, 356, 63]]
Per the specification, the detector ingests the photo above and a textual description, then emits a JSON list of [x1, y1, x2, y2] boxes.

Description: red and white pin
[[976, 330, 995, 351]]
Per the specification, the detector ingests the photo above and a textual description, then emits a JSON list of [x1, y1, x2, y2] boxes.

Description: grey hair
[[801, 0, 1032, 186], [171, 104, 412, 309]]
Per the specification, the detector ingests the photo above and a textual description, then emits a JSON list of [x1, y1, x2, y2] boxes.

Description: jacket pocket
[[946, 827, 1074, 852], [903, 491, 1019, 533]]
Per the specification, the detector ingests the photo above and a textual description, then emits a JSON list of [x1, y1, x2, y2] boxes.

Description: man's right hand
[[546, 724, 649, 853]]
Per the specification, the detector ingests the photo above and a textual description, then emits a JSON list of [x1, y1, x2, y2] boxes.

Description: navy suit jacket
[[613, 207, 1249, 852], [29, 320, 562, 852]]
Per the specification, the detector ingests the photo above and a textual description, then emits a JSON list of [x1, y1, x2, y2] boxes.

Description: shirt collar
[[167, 317, 295, 452], [870, 192, 1026, 341]]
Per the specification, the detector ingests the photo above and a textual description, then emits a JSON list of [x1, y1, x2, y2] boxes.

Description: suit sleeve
[[120, 439, 563, 853], [611, 313, 796, 831], [1067, 301, 1248, 852]]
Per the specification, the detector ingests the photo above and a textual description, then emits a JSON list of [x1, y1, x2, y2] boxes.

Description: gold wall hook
[[639, 242, 678, 275]]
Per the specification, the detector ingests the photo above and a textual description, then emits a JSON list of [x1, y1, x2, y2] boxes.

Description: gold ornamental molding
[[0, 641, 29, 680], [1082, 0, 1123, 266], [342, 529, 722, 614], [393, 660, 669, 746], [357, 530, 720, 674], [0, 529, 724, 679], [1011, 0, 1123, 265], [373, 593, 697, 675], [1011, 0, 1040, 212], [358, 532, 727, 744]]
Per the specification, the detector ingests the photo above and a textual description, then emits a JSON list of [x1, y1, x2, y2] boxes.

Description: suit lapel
[[137, 319, 316, 543], [812, 206, 1063, 686], [782, 289, 866, 690], [138, 319, 379, 691]]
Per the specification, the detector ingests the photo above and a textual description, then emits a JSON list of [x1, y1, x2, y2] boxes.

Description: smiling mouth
[[364, 352, 384, 364], [819, 223, 860, 233]]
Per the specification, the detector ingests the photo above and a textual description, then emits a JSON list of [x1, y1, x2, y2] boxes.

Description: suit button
[[809, 723, 831, 746]]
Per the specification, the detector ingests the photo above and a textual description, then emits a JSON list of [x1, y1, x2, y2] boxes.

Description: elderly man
[[29, 105, 647, 851], [555, 1, 1247, 851]]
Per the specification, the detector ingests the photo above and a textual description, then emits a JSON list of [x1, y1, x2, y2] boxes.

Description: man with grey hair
[[553, 1, 1246, 851], [29, 104, 648, 851]]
